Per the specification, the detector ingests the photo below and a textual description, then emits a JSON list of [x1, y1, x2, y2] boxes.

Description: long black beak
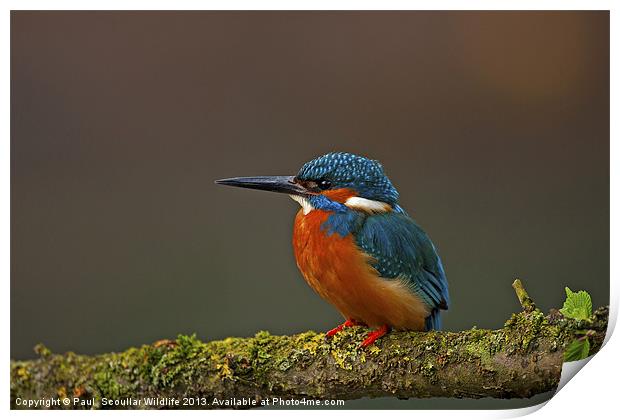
[[215, 175, 311, 197]]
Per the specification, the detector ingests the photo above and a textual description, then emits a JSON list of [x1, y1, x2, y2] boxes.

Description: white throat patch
[[344, 196, 392, 214], [289, 195, 314, 215]]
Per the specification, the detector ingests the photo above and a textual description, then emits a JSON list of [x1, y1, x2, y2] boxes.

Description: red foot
[[360, 325, 391, 348], [325, 319, 360, 337]]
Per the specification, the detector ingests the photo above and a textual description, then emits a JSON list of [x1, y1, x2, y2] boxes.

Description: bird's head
[[216, 152, 399, 214]]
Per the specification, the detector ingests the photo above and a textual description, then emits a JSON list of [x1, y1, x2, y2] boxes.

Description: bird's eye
[[318, 179, 332, 190]]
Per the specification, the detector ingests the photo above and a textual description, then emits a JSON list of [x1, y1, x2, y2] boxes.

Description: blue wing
[[354, 212, 450, 330]]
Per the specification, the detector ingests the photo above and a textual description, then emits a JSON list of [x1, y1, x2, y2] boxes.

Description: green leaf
[[560, 287, 592, 320], [564, 338, 591, 362]]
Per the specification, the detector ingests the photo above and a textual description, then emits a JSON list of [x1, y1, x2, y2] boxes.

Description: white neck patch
[[344, 196, 392, 214], [289, 195, 314, 215]]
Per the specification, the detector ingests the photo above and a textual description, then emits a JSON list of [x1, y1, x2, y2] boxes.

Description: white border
[[3, 2, 616, 419]]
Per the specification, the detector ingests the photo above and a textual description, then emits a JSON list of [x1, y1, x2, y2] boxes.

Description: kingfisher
[[216, 152, 449, 347]]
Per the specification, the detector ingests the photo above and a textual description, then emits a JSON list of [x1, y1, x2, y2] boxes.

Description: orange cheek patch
[[321, 188, 357, 203]]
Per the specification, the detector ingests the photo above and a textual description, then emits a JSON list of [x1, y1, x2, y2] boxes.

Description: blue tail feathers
[[425, 308, 442, 331]]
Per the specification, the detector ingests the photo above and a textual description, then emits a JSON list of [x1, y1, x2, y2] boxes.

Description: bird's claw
[[325, 325, 345, 337], [360, 325, 391, 348], [325, 319, 360, 339], [325, 321, 390, 348]]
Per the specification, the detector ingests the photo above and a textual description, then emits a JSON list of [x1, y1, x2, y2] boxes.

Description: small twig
[[512, 279, 536, 312]]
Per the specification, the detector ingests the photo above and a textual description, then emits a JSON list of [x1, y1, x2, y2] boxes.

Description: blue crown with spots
[[296, 152, 399, 204]]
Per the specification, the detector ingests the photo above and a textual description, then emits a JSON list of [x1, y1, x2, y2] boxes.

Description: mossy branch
[[11, 282, 609, 409]]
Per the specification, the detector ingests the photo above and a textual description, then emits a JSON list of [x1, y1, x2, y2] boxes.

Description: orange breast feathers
[[292, 209, 430, 331]]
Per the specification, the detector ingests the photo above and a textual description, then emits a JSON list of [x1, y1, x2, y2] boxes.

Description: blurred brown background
[[11, 11, 609, 409]]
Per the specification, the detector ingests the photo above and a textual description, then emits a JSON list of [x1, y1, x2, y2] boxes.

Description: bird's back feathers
[[354, 212, 450, 329]]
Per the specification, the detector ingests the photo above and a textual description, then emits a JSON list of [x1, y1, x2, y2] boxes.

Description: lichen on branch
[[10, 283, 609, 409]]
